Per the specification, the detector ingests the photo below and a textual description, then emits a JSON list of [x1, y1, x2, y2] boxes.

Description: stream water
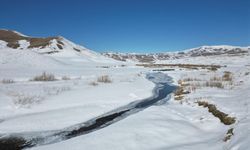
[[0, 72, 176, 150]]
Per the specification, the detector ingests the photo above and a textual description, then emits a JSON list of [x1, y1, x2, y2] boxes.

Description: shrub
[[1, 79, 14, 84], [174, 87, 184, 96], [89, 81, 98, 86], [13, 94, 43, 108], [210, 76, 222, 81], [205, 81, 224, 88], [97, 75, 112, 83], [32, 72, 56, 81], [174, 86, 190, 101], [43, 86, 71, 96], [62, 76, 70, 80], [174, 95, 184, 101], [223, 71, 233, 81], [207, 66, 218, 71], [197, 101, 236, 125]]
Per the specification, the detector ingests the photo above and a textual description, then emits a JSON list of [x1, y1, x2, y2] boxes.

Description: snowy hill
[[0, 30, 250, 150], [184, 45, 249, 57], [0, 29, 115, 65], [103, 45, 250, 63]]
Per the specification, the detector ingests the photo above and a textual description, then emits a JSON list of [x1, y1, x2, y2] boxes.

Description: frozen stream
[[0, 72, 176, 150]]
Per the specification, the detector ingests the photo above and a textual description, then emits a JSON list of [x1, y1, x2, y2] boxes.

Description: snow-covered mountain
[[103, 45, 250, 63], [0, 29, 115, 65]]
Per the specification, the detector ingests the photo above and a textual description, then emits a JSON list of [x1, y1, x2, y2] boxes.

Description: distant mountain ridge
[[102, 45, 250, 63], [1, 29, 249, 64]]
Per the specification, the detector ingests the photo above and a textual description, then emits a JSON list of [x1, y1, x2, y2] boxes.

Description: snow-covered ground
[[0, 42, 250, 150]]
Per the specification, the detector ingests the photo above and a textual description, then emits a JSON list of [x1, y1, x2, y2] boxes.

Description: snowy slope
[[0, 29, 250, 150], [0, 30, 116, 65], [29, 51, 250, 150]]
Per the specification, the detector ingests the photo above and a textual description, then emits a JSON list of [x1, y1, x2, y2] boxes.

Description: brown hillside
[[0, 30, 63, 49]]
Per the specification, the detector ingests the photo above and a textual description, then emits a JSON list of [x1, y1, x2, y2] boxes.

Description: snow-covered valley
[[0, 30, 250, 150]]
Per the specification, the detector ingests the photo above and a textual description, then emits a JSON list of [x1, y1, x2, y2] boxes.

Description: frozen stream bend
[[0, 72, 176, 150]]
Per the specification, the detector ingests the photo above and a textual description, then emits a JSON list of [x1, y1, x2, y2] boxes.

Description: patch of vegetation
[[224, 128, 234, 142], [61, 76, 70, 80], [28, 37, 56, 48], [152, 68, 175, 71], [13, 94, 43, 108], [174, 86, 190, 101], [205, 81, 224, 88], [7, 42, 20, 49], [89, 81, 98, 86], [1, 79, 14, 84], [32, 72, 56, 81], [196, 101, 236, 125], [98, 66, 110, 68], [223, 71, 233, 81], [136, 63, 221, 71], [97, 75, 112, 83], [207, 66, 218, 71], [0, 30, 61, 49]]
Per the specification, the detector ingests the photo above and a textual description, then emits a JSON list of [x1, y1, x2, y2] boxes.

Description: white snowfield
[[0, 41, 250, 150]]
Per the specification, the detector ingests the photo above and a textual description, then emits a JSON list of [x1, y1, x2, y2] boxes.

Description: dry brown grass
[[207, 66, 218, 71], [223, 71, 233, 81], [32, 72, 56, 81], [197, 101, 236, 125], [205, 81, 224, 88], [0, 30, 62, 49], [136, 63, 221, 71], [180, 72, 235, 89], [174, 86, 190, 100], [182, 78, 202, 82], [61, 76, 70, 80], [1, 79, 14, 84], [97, 75, 112, 83]]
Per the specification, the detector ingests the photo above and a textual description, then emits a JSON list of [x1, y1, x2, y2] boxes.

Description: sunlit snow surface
[[0, 43, 250, 150]]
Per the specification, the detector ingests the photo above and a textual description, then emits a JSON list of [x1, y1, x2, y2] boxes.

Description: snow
[[0, 45, 154, 133], [0, 40, 7, 49], [12, 30, 29, 37], [51, 38, 116, 64], [0, 71, 154, 133], [0, 42, 250, 150], [33, 53, 250, 150], [18, 40, 30, 49]]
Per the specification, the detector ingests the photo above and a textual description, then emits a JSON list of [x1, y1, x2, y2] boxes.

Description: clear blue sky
[[0, 0, 249, 52]]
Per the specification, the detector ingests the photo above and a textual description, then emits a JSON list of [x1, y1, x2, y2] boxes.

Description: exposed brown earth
[[0, 30, 63, 49]]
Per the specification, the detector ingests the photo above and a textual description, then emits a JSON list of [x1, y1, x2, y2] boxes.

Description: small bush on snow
[[89, 81, 98, 86], [62, 76, 70, 80], [11, 93, 44, 108], [97, 75, 112, 83], [32, 72, 56, 81], [1, 79, 14, 84], [222, 71, 233, 81], [43, 86, 71, 96]]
